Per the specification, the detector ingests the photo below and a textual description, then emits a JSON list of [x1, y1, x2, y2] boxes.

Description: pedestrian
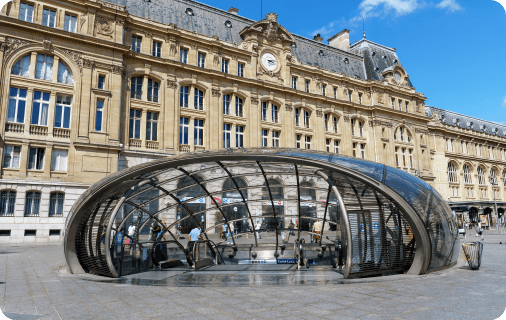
[[255, 220, 262, 239], [475, 222, 484, 240], [222, 222, 228, 240], [189, 226, 203, 241], [227, 222, 234, 244], [313, 220, 322, 243], [127, 222, 136, 247], [148, 221, 156, 241], [218, 224, 223, 239], [151, 224, 161, 242], [289, 221, 295, 236]]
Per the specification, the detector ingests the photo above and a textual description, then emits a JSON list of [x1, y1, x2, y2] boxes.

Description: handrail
[[186, 239, 226, 266]]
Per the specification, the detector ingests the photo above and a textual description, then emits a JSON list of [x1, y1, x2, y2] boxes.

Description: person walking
[[313, 220, 322, 244], [222, 222, 228, 240], [255, 220, 262, 239], [189, 226, 203, 241], [227, 222, 234, 244]]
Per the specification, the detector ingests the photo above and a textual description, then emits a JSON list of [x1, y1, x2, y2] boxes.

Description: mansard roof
[[425, 106, 506, 138]]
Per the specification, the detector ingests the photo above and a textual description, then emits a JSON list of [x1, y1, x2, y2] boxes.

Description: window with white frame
[[296, 135, 301, 148], [35, 54, 53, 81], [261, 102, 268, 121], [152, 41, 162, 58], [490, 168, 498, 185], [360, 144, 365, 159], [358, 93, 362, 105], [223, 124, 231, 148], [2, 145, 21, 168], [401, 148, 407, 167], [305, 80, 310, 92], [395, 147, 399, 167], [405, 101, 409, 113], [322, 84, 326, 96], [490, 147, 495, 159], [31, 91, 49, 126], [292, 77, 297, 90], [391, 98, 395, 109], [131, 36, 142, 53], [129, 109, 141, 139], [198, 52, 206, 68], [194, 88, 204, 110], [272, 105, 279, 123], [333, 87, 337, 99], [262, 130, 268, 147], [194, 119, 204, 146], [235, 97, 243, 117], [409, 149, 414, 168], [272, 131, 280, 147], [305, 136, 311, 150], [49, 192, 64, 217], [223, 94, 231, 115], [64, 14, 77, 33], [147, 79, 159, 102], [477, 166, 486, 185], [179, 117, 189, 145], [358, 121, 364, 137], [42, 8, 56, 28], [98, 76, 105, 90], [131, 77, 143, 99], [24, 191, 41, 217], [180, 48, 188, 63], [146, 112, 158, 141], [51, 149, 68, 172], [95, 100, 104, 131], [19, 3, 34, 22], [54, 95, 72, 129], [302, 109, 310, 128], [446, 138, 454, 152], [7, 87, 27, 124], [236, 125, 244, 148], [0, 191, 16, 217], [334, 140, 340, 154], [353, 143, 357, 157], [503, 170, 506, 187], [326, 139, 330, 152], [222, 59, 229, 73], [466, 187, 474, 199], [450, 186, 459, 197], [348, 90, 352, 102], [11, 55, 30, 77], [398, 100, 402, 111], [180, 86, 189, 108], [448, 162, 458, 183], [351, 119, 356, 136], [238, 63, 245, 77], [324, 114, 329, 131], [463, 165, 472, 184], [461, 141, 468, 154], [332, 116, 338, 133], [476, 143, 482, 156], [27, 147, 44, 170]]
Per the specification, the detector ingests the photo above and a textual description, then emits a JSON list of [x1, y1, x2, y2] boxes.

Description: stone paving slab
[[1, 231, 506, 319]]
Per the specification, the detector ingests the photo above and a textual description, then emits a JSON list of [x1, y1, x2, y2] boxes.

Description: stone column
[[43, 144, 53, 178], [78, 60, 94, 139], [23, 88, 34, 135], [165, 77, 177, 151], [141, 75, 148, 101], [47, 91, 56, 137], [19, 142, 29, 177], [51, 56, 59, 83]]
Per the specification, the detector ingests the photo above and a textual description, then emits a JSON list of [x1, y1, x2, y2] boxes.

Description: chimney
[[227, 7, 239, 15], [328, 29, 350, 52], [313, 33, 324, 43]]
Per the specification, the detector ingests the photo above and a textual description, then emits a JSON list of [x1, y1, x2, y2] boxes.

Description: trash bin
[[462, 242, 483, 270]]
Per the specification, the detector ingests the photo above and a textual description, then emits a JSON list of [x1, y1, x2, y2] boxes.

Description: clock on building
[[261, 52, 278, 71]]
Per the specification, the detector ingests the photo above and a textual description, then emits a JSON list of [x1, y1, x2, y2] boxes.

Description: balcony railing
[[194, 146, 205, 151], [54, 128, 70, 138], [5, 122, 24, 133], [129, 139, 141, 148], [146, 141, 159, 150], [30, 125, 48, 136], [179, 144, 190, 153]]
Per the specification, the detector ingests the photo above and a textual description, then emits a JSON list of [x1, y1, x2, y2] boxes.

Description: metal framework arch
[[64, 149, 459, 279]]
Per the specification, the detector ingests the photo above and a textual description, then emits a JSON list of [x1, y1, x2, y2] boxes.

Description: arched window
[[332, 115, 338, 133], [324, 114, 339, 133], [235, 97, 243, 117], [0, 190, 16, 217], [49, 192, 65, 217], [463, 165, 472, 184], [147, 78, 159, 102], [477, 167, 486, 185], [24, 191, 41, 217], [490, 168, 497, 185], [295, 108, 310, 128], [195, 88, 204, 110], [447, 162, 458, 183], [272, 104, 279, 123], [261, 101, 279, 123], [35, 54, 53, 81], [11, 55, 30, 77], [57, 61, 73, 85], [358, 121, 364, 137]]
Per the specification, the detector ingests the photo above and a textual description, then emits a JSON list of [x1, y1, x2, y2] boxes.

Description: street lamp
[[489, 177, 499, 233]]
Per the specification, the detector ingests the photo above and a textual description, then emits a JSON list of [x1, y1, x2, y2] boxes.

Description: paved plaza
[[1, 231, 505, 320]]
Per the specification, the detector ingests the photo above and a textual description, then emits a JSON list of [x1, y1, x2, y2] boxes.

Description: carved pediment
[[382, 65, 409, 87], [239, 13, 295, 45]]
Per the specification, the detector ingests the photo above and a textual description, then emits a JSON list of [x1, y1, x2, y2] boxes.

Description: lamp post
[[489, 177, 499, 233]]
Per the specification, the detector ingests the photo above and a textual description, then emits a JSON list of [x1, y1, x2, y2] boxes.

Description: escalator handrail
[[186, 240, 226, 265]]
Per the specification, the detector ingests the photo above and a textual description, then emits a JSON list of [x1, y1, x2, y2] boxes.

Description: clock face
[[394, 72, 401, 83], [261, 53, 277, 71]]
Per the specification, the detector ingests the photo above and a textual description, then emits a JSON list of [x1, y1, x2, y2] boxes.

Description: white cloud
[[436, 0, 463, 12], [310, 18, 346, 39], [359, 0, 419, 18]]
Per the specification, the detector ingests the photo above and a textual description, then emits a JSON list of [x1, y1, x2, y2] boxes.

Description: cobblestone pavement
[[1, 231, 505, 320]]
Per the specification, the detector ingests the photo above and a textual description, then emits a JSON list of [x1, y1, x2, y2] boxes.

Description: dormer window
[[186, 8, 194, 15]]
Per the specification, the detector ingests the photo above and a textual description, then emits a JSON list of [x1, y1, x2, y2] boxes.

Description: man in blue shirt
[[189, 226, 203, 241]]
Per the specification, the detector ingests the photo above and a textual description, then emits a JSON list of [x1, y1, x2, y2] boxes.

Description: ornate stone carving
[[212, 87, 221, 97], [42, 38, 52, 51], [231, 55, 238, 61], [264, 13, 280, 42], [167, 79, 178, 89], [416, 101, 424, 113], [285, 104, 293, 112], [212, 50, 221, 67], [101, 1, 126, 11], [145, 63, 151, 71], [316, 110, 323, 117], [110, 65, 124, 75], [168, 23, 177, 30], [190, 43, 197, 50], [144, 32, 153, 39], [83, 59, 95, 69], [1, 37, 32, 58], [343, 113, 351, 122], [251, 97, 259, 105], [62, 49, 83, 70], [95, 18, 114, 38], [430, 110, 440, 123], [80, 14, 87, 28], [167, 37, 178, 57]]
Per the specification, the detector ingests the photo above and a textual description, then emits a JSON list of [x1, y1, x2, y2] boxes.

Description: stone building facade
[[0, 0, 503, 243]]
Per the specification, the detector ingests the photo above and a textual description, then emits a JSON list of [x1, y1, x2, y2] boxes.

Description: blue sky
[[202, 0, 506, 123]]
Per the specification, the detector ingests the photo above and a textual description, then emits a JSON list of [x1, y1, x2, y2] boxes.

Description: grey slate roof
[[425, 106, 506, 138], [351, 39, 413, 88]]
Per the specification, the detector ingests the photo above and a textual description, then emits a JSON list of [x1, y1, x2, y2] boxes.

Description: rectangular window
[[292, 77, 297, 90], [63, 14, 77, 33], [2, 145, 21, 168], [146, 112, 158, 141], [180, 86, 189, 108], [351, 119, 356, 136], [238, 63, 245, 77], [131, 36, 142, 53], [261, 102, 268, 121], [324, 114, 329, 131], [147, 79, 159, 102], [129, 109, 141, 139], [198, 53, 206, 68], [358, 93, 362, 105], [179, 117, 189, 145], [236, 126, 244, 148], [398, 100, 402, 111], [19, 3, 34, 22], [35, 54, 53, 81], [223, 124, 231, 148], [272, 105, 279, 123], [131, 76, 143, 99], [402, 148, 406, 167], [24, 192, 41, 217], [152, 41, 162, 58], [409, 149, 414, 168], [222, 59, 229, 73], [334, 140, 340, 154], [333, 116, 338, 133], [98, 76, 105, 90], [54, 95, 72, 129], [180, 48, 188, 63], [0, 191, 16, 217], [348, 91, 352, 102], [262, 130, 268, 147], [333, 87, 337, 99], [326, 139, 330, 152], [194, 88, 204, 110], [305, 136, 311, 150], [235, 97, 243, 117], [42, 8, 56, 28], [95, 100, 104, 131], [391, 98, 395, 109], [395, 147, 399, 166], [322, 84, 326, 96], [51, 149, 68, 172], [405, 101, 409, 113], [360, 144, 365, 159], [305, 80, 310, 93], [296, 135, 301, 148], [272, 131, 280, 147], [194, 119, 204, 146], [353, 143, 357, 157], [223, 95, 231, 115], [295, 108, 300, 127], [27, 147, 44, 170], [7, 87, 27, 123]]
